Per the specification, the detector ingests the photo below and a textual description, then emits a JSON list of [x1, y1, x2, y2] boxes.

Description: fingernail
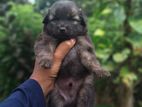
[[70, 39, 76, 44], [66, 39, 76, 46]]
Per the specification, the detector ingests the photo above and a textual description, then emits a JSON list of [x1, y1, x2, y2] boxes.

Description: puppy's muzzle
[[59, 27, 66, 33]]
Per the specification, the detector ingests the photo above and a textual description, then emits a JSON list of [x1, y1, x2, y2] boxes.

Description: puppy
[[34, 0, 110, 107]]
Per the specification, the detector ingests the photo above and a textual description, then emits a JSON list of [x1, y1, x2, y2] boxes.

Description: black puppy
[[34, 0, 110, 107]]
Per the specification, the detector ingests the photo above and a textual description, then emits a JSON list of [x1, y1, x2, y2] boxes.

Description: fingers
[[50, 39, 76, 77], [54, 39, 76, 61]]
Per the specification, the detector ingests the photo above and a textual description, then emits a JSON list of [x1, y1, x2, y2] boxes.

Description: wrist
[[30, 75, 55, 96]]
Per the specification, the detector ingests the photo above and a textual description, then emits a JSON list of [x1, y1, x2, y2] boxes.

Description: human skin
[[30, 39, 76, 96]]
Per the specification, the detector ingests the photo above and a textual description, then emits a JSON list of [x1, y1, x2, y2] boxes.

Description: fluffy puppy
[[34, 0, 110, 107]]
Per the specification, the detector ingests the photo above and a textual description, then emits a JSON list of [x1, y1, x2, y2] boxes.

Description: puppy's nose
[[59, 27, 66, 32]]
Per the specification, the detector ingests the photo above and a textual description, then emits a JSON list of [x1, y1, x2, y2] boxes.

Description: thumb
[[54, 39, 76, 61], [50, 39, 76, 77]]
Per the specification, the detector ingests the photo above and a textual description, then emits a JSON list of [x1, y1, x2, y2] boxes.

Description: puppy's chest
[[58, 44, 88, 79]]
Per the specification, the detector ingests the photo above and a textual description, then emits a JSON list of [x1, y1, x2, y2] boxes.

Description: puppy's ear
[[42, 9, 51, 24], [79, 8, 87, 26]]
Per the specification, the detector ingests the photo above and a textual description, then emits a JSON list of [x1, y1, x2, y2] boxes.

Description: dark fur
[[34, 0, 110, 107]]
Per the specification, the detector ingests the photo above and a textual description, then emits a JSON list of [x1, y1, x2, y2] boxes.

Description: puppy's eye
[[49, 15, 53, 20], [73, 21, 78, 25], [72, 19, 80, 24], [72, 16, 80, 21]]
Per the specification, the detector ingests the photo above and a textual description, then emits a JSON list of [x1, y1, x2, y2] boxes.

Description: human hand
[[30, 39, 76, 96]]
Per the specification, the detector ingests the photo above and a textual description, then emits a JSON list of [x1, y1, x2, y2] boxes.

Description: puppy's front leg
[[34, 32, 57, 68], [77, 36, 110, 77]]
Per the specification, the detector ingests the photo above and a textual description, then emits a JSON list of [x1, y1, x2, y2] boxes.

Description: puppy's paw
[[95, 69, 111, 78], [38, 56, 53, 69], [91, 64, 111, 77]]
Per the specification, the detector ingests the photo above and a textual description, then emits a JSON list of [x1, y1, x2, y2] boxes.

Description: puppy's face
[[43, 0, 87, 40]]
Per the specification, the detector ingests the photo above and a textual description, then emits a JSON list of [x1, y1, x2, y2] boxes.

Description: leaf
[[120, 67, 129, 77], [119, 67, 138, 87], [113, 5, 126, 25], [92, 36, 112, 49], [138, 68, 142, 74], [113, 67, 130, 84], [113, 48, 131, 63], [96, 49, 111, 61], [129, 19, 142, 34], [126, 35, 142, 55], [113, 53, 126, 63], [94, 28, 105, 37], [101, 7, 112, 15], [102, 61, 115, 72], [122, 73, 138, 87], [122, 48, 131, 55]]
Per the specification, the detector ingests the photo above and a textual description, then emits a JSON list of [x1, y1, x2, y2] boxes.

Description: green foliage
[[113, 48, 131, 63], [87, 0, 142, 106], [126, 34, 142, 56], [129, 19, 142, 34], [0, 2, 42, 99], [6, 2, 42, 36], [114, 66, 138, 87]]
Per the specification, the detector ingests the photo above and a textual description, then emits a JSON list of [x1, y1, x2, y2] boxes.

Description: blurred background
[[0, 0, 142, 107]]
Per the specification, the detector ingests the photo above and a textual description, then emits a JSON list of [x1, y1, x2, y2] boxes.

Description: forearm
[[0, 79, 46, 107]]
